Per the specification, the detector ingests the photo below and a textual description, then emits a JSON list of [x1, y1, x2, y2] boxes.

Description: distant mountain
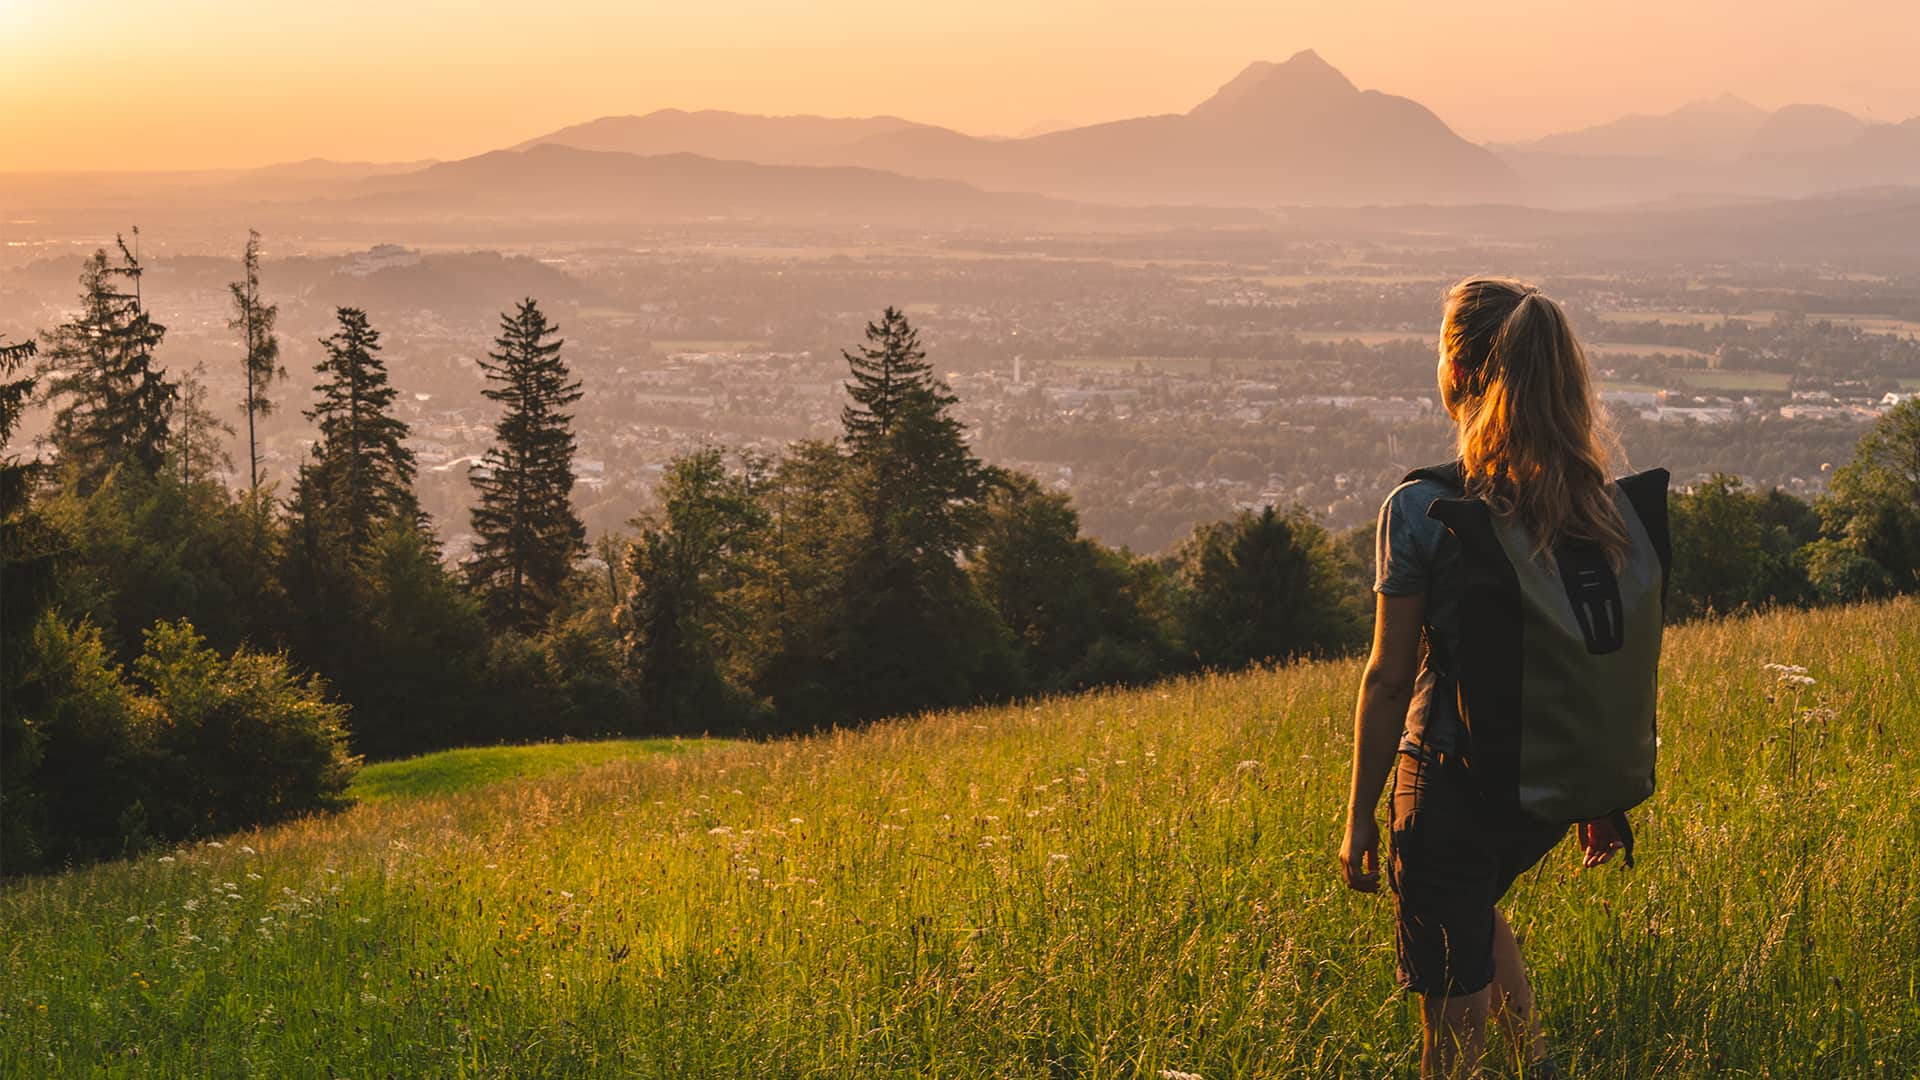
[[329, 143, 1254, 227], [1511, 95, 1771, 161], [829, 50, 1517, 206], [511, 110, 941, 162], [1506, 97, 1875, 163], [1498, 100, 1919, 207], [511, 51, 1517, 208], [1745, 104, 1869, 156]]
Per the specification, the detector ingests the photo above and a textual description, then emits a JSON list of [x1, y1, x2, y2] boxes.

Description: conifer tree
[[228, 229, 283, 491], [294, 307, 418, 558], [468, 298, 585, 631], [840, 305, 942, 450], [833, 307, 1008, 720], [38, 235, 174, 491]]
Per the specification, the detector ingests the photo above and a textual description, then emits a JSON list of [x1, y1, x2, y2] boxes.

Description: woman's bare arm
[[1340, 591, 1427, 892]]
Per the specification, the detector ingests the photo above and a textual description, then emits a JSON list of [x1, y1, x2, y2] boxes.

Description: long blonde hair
[[1439, 276, 1630, 568]]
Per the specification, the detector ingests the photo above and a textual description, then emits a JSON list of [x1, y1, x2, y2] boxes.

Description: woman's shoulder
[[1378, 477, 1458, 523]]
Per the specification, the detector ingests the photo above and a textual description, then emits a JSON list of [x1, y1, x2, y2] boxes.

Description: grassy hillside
[[347, 737, 724, 803], [3, 600, 1916, 1077]]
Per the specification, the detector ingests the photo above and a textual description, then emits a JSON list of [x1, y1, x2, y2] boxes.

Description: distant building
[[343, 244, 421, 277]]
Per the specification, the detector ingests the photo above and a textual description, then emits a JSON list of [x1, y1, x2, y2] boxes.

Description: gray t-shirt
[[1374, 478, 1456, 597], [1372, 477, 1464, 750]]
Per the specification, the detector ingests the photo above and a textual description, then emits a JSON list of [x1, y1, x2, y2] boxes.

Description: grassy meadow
[[347, 738, 722, 803], [3, 600, 1916, 1077]]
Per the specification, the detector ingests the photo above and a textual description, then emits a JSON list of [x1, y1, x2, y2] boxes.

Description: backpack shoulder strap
[[1615, 467, 1672, 592], [1403, 459, 1466, 491]]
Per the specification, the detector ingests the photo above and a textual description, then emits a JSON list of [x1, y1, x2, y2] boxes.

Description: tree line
[[4, 231, 1917, 874]]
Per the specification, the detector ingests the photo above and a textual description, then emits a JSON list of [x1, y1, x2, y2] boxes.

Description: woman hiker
[[1339, 276, 1670, 1078]]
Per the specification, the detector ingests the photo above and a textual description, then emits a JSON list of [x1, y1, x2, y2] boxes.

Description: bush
[[2, 617, 357, 876], [5, 617, 151, 870], [133, 620, 358, 838]]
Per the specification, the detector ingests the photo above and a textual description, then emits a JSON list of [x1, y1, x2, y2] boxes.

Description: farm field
[[1807, 315, 1920, 338], [1594, 311, 1777, 328], [2, 601, 1916, 1077], [1056, 355, 1259, 375], [1668, 370, 1795, 392], [1586, 342, 1715, 361]]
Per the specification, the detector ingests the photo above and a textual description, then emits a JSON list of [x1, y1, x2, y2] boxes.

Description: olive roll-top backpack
[[1407, 460, 1671, 830]]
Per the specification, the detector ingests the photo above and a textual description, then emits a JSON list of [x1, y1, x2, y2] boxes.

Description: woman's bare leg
[[1490, 909, 1550, 1068], [1420, 986, 1489, 1079]]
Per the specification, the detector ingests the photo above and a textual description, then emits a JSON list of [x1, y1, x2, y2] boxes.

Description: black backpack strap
[[1403, 459, 1465, 491], [1615, 467, 1672, 598]]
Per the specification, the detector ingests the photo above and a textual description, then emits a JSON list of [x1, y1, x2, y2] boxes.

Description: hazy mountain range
[[509, 51, 1518, 207], [498, 50, 1918, 210], [5, 50, 1916, 227]]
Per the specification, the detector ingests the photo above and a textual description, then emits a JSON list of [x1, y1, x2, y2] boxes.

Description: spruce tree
[[227, 229, 283, 492], [38, 235, 174, 492], [295, 307, 418, 558], [468, 298, 585, 631], [833, 307, 1008, 721], [840, 305, 943, 450]]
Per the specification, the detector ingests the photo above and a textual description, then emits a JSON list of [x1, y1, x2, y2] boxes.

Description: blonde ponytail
[[1440, 277, 1631, 569]]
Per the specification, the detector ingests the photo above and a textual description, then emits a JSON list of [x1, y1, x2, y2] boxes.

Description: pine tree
[[228, 229, 283, 492], [468, 298, 586, 631], [295, 307, 418, 558], [38, 235, 174, 492], [840, 305, 944, 450], [832, 307, 1009, 721], [838, 306, 990, 558]]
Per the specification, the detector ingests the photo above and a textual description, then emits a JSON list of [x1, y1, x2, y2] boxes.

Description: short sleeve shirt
[[1372, 478, 1465, 749], [1374, 479, 1456, 597]]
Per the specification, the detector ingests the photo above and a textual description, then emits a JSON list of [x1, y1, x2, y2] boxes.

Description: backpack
[[1405, 460, 1671, 831]]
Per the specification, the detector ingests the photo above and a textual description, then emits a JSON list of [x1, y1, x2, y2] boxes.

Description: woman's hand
[[1341, 814, 1382, 892], [1577, 816, 1625, 868]]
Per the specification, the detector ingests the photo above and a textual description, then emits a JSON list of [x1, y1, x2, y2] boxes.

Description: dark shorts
[[1387, 733, 1568, 997]]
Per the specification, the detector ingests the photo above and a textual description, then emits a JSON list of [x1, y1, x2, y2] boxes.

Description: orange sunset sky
[[3, 0, 1918, 173]]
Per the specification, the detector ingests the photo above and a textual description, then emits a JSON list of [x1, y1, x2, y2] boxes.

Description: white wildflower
[[204, 841, 224, 849], [789, 817, 804, 825], [1048, 853, 1069, 864], [1235, 760, 1261, 774], [238, 845, 256, 855], [246, 873, 262, 881], [708, 825, 732, 835], [156, 856, 175, 864], [559, 891, 573, 899], [1160, 1070, 1205, 1080], [182, 898, 200, 912]]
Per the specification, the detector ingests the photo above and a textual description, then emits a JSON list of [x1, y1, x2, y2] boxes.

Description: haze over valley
[[5, 51, 1918, 557]]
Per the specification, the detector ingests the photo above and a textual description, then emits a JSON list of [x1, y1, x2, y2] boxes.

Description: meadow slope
[[3, 600, 1916, 1078]]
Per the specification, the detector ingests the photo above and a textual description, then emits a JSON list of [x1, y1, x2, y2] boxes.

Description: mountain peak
[[1190, 51, 1357, 120]]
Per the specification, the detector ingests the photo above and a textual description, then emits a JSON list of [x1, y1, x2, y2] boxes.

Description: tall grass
[[3, 600, 1915, 1077]]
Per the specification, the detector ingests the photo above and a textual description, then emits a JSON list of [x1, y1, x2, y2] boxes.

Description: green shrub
[[133, 620, 358, 838]]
